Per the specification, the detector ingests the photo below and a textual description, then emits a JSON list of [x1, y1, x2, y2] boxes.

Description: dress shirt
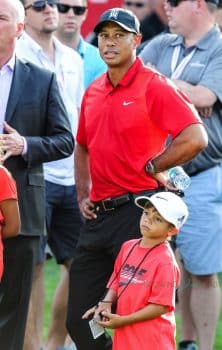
[[0, 55, 15, 133], [16, 32, 84, 185]]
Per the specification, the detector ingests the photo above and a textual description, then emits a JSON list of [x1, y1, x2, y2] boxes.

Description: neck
[[25, 28, 55, 62], [140, 238, 166, 248], [108, 57, 136, 87], [0, 50, 14, 69], [184, 23, 214, 48], [56, 31, 80, 51]]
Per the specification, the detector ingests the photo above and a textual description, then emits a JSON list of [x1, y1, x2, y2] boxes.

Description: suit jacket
[[4, 57, 74, 236]]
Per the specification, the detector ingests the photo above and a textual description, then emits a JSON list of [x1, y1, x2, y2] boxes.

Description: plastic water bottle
[[168, 166, 191, 191]]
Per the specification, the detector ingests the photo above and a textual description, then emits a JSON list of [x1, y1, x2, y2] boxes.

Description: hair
[[143, 202, 175, 230], [9, 0, 25, 22]]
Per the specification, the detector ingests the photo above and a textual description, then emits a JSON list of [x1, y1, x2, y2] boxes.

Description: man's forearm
[[74, 143, 91, 204], [151, 124, 208, 173], [173, 80, 217, 108]]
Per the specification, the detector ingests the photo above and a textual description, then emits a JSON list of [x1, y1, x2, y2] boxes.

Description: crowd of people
[[0, 1, 221, 350]]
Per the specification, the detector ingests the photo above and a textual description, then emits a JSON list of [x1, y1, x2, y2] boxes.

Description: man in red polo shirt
[[66, 7, 208, 350]]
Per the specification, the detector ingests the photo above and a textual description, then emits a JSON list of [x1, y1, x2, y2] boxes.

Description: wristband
[[145, 160, 156, 175], [99, 300, 112, 304]]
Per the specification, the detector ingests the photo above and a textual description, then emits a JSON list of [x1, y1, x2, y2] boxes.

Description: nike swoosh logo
[[123, 101, 134, 106]]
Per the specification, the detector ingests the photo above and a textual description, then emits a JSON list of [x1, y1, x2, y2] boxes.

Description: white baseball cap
[[135, 192, 189, 230]]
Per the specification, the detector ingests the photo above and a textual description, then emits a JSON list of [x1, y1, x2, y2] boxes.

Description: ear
[[16, 23, 24, 39], [133, 34, 142, 49], [168, 226, 179, 237], [82, 8, 88, 23]]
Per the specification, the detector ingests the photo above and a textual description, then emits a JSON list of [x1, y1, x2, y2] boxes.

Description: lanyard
[[171, 45, 196, 79], [108, 240, 164, 302]]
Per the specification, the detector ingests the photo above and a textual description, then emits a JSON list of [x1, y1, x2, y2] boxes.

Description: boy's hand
[[97, 311, 125, 329]]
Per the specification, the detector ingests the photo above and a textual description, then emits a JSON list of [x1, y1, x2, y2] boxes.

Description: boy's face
[[140, 205, 173, 240]]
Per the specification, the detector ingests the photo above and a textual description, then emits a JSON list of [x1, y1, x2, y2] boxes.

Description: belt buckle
[[102, 199, 115, 211]]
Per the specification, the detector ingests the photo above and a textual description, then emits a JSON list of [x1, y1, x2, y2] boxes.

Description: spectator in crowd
[[16, 1, 83, 349], [66, 7, 208, 350], [140, 0, 222, 349], [0, 0, 74, 349], [56, 0, 107, 88], [83, 192, 189, 350]]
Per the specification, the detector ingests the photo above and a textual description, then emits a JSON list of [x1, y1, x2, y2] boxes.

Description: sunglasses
[[124, 1, 145, 8], [57, 4, 87, 15], [166, 0, 189, 7], [25, 0, 58, 11]]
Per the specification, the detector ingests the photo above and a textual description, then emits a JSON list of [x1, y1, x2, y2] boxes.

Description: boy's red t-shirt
[[0, 166, 18, 280], [107, 239, 180, 350]]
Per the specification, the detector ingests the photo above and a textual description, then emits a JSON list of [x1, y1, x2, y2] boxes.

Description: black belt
[[94, 194, 132, 213], [93, 189, 166, 213]]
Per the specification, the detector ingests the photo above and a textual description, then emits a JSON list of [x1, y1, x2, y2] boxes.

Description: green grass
[[44, 260, 222, 348]]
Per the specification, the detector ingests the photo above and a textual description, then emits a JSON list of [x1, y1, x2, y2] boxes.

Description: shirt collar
[[77, 36, 86, 59], [0, 53, 15, 73], [21, 31, 43, 54], [104, 57, 143, 90], [21, 31, 64, 57], [170, 25, 220, 50]]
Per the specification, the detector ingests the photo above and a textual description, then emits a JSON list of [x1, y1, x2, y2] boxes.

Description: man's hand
[[0, 122, 24, 163], [151, 171, 177, 191], [79, 197, 97, 220]]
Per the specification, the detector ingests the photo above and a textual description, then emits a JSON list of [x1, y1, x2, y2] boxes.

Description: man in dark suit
[[0, 0, 74, 349]]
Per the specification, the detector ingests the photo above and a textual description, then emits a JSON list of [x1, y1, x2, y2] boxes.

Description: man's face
[[0, 0, 23, 58], [24, 0, 58, 34], [164, 0, 196, 36], [97, 22, 140, 68], [57, 0, 87, 38]]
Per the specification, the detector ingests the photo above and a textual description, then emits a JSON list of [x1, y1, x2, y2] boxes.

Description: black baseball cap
[[94, 8, 141, 34]]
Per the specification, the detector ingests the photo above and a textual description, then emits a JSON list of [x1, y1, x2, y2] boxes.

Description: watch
[[145, 160, 156, 175]]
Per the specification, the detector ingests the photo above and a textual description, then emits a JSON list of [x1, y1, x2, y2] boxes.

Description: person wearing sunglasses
[[56, 0, 106, 89], [140, 1, 222, 350], [16, 1, 84, 350]]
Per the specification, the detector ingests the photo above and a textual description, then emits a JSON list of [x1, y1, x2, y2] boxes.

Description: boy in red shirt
[[83, 192, 188, 350], [0, 165, 20, 280]]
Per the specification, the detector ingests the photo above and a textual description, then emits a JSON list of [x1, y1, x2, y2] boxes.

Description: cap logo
[[177, 215, 185, 227], [109, 9, 119, 19]]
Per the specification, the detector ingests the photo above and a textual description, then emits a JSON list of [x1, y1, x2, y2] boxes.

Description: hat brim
[[135, 195, 177, 229], [94, 20, 138, 34], [135, 196, 151, 210]]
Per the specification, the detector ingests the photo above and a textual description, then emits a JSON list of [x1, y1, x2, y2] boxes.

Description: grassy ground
[[44, 259, 222, 349]]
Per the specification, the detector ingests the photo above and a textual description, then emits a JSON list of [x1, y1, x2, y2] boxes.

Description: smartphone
[[88, 318, 105, 339]]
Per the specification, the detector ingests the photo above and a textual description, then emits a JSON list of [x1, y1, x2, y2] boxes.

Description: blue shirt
[[77, 36, 107, 88], [139, 26, 222, 175]]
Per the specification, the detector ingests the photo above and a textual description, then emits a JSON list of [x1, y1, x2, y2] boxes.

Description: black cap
[[94, 8, 140, 34]]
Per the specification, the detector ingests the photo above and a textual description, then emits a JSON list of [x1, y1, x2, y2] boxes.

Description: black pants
[[66, 201, 142, 350], [0, 236, 39, 350]]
